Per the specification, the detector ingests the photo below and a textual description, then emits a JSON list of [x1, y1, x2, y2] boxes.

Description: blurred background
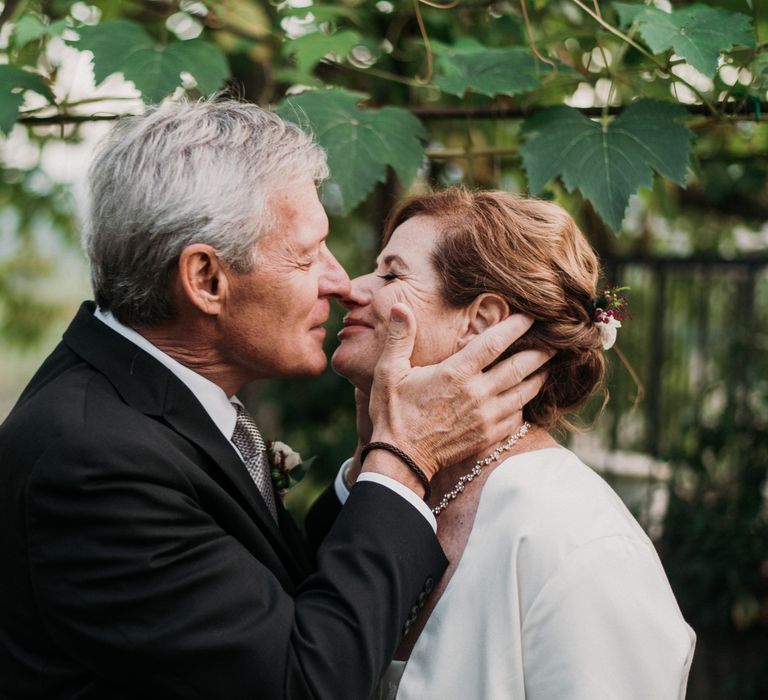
[[1, 1, 766, 697]]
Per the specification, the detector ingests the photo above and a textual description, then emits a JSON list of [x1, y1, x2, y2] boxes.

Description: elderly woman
[[332, 189, 695, 700]]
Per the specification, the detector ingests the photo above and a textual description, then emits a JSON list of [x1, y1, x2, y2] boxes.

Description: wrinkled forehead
[[379, 215, 441, 267]]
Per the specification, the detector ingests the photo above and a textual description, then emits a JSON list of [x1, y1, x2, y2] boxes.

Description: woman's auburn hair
[[382, 188, 606, 431]]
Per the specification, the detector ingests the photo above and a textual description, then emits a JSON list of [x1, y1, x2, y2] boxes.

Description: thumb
[[375, 303, 416, 382]]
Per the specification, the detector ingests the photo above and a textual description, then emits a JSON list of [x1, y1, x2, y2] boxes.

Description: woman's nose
[[337, 273, 375, 310]]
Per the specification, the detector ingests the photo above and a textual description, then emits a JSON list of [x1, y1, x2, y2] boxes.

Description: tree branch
[[15, 101, 767, 127], [410, 103, 768, 120]]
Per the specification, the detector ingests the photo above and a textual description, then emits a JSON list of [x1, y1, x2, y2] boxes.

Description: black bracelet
[[360, 442, 431, 500]]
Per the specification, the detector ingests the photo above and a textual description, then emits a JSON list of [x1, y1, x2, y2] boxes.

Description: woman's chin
[[331, 350, 374, 391]]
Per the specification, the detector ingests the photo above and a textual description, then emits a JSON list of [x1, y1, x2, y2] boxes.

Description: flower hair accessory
[[592, 286, 630, 350], [268, 441, 315, 497]]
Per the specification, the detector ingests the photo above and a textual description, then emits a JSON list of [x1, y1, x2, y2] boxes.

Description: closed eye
[[377, 272, 400, 282]]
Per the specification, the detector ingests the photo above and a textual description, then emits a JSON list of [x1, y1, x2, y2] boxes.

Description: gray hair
[[84, 99, 328, 327]]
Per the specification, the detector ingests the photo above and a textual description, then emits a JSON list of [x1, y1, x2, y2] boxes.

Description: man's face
[[221, 180, 350, 380]]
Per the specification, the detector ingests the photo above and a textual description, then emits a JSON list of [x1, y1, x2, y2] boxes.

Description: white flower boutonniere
[[268, 441, 315, 496]]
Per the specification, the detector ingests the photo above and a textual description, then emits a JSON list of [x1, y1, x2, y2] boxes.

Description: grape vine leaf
[[283, 29, 361, 75], [521, 100, 693, 231], [433, 38, 549, 97], [0, 65, 54, 136], [613, 2, 754, 77], [67, 20, 230, 102], [277, 89, 426, 214]]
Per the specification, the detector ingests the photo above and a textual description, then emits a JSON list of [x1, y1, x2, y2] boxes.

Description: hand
[[365, 303, 549, 485]]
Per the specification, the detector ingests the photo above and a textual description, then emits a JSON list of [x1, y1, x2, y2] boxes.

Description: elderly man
[[0, 101, 545, 699]]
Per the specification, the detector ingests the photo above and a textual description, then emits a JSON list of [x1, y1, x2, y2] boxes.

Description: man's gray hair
[[84, 99, 328, 327]]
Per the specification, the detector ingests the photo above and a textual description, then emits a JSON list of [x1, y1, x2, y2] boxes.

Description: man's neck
[[137, 323, 245, 396]]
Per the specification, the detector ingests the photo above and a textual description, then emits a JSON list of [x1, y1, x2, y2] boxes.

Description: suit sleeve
[[25, 424, 447, 700], [304, 482, 342, 554]]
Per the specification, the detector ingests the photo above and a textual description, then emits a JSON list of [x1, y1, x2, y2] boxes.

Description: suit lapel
[[63, 302, 310, 584]]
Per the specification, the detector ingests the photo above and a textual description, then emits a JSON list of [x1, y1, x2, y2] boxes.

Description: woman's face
[[332, 215, 469, 392]]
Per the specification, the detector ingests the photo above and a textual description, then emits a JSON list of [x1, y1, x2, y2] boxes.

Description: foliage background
[[1, 0, 767, 696]]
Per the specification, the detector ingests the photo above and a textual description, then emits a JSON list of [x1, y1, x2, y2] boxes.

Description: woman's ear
[[459, 293, 510, 346], [177, 244, 228, 316]]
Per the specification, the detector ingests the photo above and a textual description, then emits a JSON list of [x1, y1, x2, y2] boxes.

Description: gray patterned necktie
[[230, 404, 278, 522]]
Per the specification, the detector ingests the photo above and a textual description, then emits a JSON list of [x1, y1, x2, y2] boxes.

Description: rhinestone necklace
[[431, 421, 531, 516]]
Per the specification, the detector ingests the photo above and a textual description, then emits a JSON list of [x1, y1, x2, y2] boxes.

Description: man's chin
[[299, 354, 329, 377]]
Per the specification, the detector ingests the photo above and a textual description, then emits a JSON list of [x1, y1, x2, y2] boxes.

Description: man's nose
[[320, 248, 351, 300]]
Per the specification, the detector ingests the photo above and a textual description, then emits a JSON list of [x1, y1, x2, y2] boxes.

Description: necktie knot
[[231, 404, 278, 521]]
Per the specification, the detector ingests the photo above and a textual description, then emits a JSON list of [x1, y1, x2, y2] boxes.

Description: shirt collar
[[93, 307, 238, 440]]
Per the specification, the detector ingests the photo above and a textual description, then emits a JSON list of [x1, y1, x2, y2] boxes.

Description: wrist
[[360, 442, 431, 500]]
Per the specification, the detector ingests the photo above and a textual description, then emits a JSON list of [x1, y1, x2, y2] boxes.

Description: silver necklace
[[432, 421, 531, 516]]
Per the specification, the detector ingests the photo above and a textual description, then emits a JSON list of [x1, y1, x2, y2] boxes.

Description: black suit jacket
[[0, 303, 447, 700]]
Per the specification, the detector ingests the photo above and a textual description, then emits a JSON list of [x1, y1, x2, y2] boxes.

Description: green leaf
[[12, 16, 48, 48], [277, 89, 426, 214], [290, 456, 316, 486], [433, 38, 547, 98], [613, 2, 645, 28], [68, 20, 230, 102], [613, 3, 753, 77], [12, 16, 67, 48], [164, 39, 230, 95], [283, 29, 361, 74], [68, 20, 151, 84], [0, 65, 55, 136], [273, 68, 323, 88], [0, 92, 25, 137], [521, 99, 693, 231]]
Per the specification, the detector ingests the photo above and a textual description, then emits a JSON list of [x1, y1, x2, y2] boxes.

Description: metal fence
[[591, 254, 768, 461]]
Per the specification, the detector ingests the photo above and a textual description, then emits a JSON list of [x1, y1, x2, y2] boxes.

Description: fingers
[[496, 369, 548, 417], [484, 348, 553, 395], [446, 313, 534, 377], [373, 303, 416, 386], [477, 349, 550, 430]]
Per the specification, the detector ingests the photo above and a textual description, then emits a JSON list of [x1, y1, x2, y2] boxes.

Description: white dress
[[388, 447, 695, 700]]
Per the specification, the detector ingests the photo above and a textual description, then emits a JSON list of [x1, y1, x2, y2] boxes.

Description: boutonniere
[[268, 441, 315, 496]]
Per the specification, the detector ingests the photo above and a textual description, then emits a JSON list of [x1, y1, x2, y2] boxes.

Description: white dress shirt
[[94, 308, 435, 531]]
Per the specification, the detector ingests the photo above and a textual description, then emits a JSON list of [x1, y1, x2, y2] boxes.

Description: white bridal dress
[[376, 447, 695, 700]]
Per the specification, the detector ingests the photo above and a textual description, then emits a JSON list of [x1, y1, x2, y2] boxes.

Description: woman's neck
[[428, 424, 557, 507]]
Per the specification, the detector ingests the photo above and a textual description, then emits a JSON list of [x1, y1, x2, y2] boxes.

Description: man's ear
[[177, 244, 228, 316], [459, 293, 510, 346]]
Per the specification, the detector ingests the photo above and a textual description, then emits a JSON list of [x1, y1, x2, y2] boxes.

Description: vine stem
[[418, 0, 461, 8], [568, 0, 719, 117], [19, 96, 142, 116], [413, 0, 434, 84], [519, 0, 558, 71], [570, 0, 655, 61], [613, 343, 645, 414], [333, 62, 429, 89]]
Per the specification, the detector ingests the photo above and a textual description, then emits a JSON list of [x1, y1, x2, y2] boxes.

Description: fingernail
[[390, 307, 406, 323]]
